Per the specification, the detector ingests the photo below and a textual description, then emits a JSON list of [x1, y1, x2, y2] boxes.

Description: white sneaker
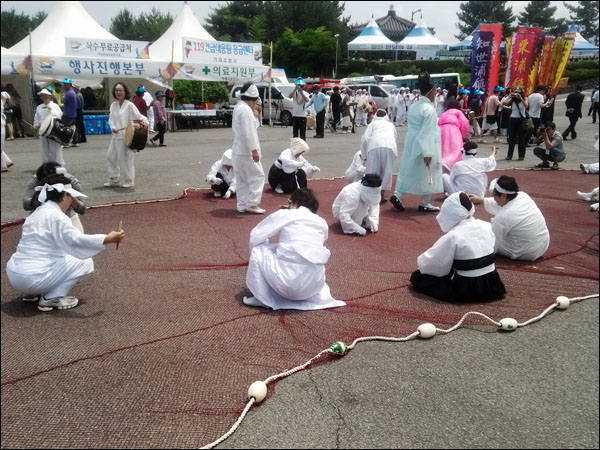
[[214, 191, 222, 198], [120, 183, 135, 188], [245, 206, 265, 214], [38, 296, 78, 311], [577, 191, 593, 201], [243, 296, 267, 307], [103, 181, 119, 187], [275, 186, 284, 194]]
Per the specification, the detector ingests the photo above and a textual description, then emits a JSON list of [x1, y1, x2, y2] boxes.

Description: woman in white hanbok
[[244, 188, 345, 311]]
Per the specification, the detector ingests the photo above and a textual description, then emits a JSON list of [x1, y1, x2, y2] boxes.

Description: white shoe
[[245, 206, 265, 214], [580, 163, 589, 174], [103, 181, 119, 187], [591, 203, 599, 212], [38, 296, 78, 311], [243, 296, 267, 308], [214, 191, 222, 198], [120, 183, 135, 188], [275, 186, 284, 194], [577, 191, 593, 201]]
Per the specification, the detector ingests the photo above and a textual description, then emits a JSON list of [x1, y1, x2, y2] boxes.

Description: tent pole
[[170, 40, 175, 104], [28, 27, 36, 134], [269, 42, 273, 128]]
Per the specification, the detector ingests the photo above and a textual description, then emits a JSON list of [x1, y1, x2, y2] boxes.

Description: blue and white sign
[[65, 38, 150, 59], [182, 37, 262, 66]]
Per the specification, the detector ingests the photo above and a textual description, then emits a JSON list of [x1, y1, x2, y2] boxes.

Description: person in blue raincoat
[[390, 73, 443, 213]]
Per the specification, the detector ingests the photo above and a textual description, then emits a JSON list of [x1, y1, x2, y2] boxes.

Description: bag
[[517, 104, 534, 132], [565, 107, 575, 116], [486, 115, 497, 124]]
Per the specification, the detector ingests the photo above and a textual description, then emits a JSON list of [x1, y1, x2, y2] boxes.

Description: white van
[[352, 84, 391, 111], [229, 82, 296, 125]]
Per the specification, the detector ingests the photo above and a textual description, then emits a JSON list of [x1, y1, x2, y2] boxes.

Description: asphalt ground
[[1, 92, 598, 449]]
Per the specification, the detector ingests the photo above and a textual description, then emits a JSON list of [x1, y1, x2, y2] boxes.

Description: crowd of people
[[2, 72, 597, 314]]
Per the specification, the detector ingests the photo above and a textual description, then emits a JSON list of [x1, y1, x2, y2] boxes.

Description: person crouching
[[268, 137, 320, 194], [332, 173, 382, 236], [206, 149, 236, 199]]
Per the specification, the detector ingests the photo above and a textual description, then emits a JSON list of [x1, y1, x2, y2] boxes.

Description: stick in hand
[[116, 220, 123, 250]]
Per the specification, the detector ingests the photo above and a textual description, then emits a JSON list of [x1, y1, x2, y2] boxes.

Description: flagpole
[[28, 27, 36, 134], [269, 42, 273, 128], [170, 39, 175, 103]]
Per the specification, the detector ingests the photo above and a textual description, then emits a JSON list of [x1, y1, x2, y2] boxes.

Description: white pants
[[1, 151, 12, 170], [395, 108, 406, 125], [7, 256, 94, 299], [40, 136, 64, 165], [232, 154, 265, 211], [365, 147, 396, 191], [442, 173, 456, 195], [147, 107, 155, 132], [586, 163, 599, 174], [106, 137, 135, 185]]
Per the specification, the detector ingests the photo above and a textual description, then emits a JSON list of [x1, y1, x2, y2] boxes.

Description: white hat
[[34, 183, 87, 204], [38, 88, 52, 96], [290, 137, 309, 156]]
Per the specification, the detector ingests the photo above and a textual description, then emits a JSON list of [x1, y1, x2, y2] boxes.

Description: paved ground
[[1, 92, 598, 449]]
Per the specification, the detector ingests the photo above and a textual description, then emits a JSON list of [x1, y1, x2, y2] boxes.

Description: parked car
[[352, 84, 391, 110], [229, 82, 295, 125]]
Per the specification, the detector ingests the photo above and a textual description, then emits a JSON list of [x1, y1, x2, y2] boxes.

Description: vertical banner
[[526, 31, 547, 95], [537, 36, 554, 87], [470, 31, 494, 95], [504, 27, 542, 92], [479, 24, 503, 96], [504, 33, 516, 88], [546, 32, 576, 92]]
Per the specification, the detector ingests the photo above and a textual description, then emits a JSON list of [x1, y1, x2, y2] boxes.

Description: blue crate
[[83, 115, 110, 135]]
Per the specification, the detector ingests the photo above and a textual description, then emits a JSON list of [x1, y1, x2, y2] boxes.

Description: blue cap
[[61, 78, 73, 84], [47, 86, 54, 92], [474, 90, 484, 95], [295, 77, 306, 86], [136, 86, 146, 93], [493, 86, 505, 92]]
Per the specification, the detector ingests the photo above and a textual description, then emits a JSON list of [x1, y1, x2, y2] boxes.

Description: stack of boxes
[[83, 115, 110, 135]]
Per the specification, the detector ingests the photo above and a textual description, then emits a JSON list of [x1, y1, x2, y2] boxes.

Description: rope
[[200, 293, 598, 449]]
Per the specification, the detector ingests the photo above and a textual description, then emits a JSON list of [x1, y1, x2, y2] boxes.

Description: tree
[[455, 1, 516, 40], [205, 1, 265, 42], [109, 9, 137, 40], [109, 8, 173, 42], [0, 8, 47, 48], [518, 1, 557, 28], [564, 0, 599, 42], [547, 17, 569, 37], [274, 27, 336, 77]]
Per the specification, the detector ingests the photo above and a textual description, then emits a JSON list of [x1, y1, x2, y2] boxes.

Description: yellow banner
[[546, 33, 576, 92]]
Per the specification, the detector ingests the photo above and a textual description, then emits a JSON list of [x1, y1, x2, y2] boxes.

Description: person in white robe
[[435, 88, 446, 117], [360, 109, 397, 201], [395, 88, 408, 126], [390, 73, 443, 213], [143, 89, 155, 133], [33, 88, 64, 166], [232, 82, 265, 214], [1, 90, 14, 172], [268, 138, 320, 194], [6, 174, 124, 311], [469, 175, 550, 261], [206, 149, 236, 199], [332, 174, 381, 236], [345, 150, 367, 183], [104, 83, 148, 188], [443, 143, 498, 198], [410, 192, 506, 302], [243, 188, 345, 311]]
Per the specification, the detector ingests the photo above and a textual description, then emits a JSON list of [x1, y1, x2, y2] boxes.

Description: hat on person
[[493, 86, 505, 92], [474, 90, 484, 95], [155, 90, 165, 97], [34, 182, 87, 204], [513, 86, 523, 94], [136, 86, 146, 94], [61, 78, 72, 85], [295, 77, 306, 86], [38, 88, 52, 96], [47, 86, 54, 92], [417, 72, 436, 95], [290, 137, 309, 156]]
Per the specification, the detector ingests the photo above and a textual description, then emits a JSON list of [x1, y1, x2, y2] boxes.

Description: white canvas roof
[[149, 2, 215, 61], [9, 1, 117, 55], [397, 18, 447, 48], [348, 18, 396, 50]]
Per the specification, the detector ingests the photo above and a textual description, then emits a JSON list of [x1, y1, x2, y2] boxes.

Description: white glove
[[313, 166, 321, 172], [370, 223, 378, 233], [224, 189, 232, 199], [213, 178, 223, 185], [357, 227, 367, 236]]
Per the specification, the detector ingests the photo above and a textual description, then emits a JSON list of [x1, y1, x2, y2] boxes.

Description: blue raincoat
[[394, 97, 443, 195]]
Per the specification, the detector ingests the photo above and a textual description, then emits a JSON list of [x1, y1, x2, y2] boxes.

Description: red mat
[[1, 170, 598, 448]]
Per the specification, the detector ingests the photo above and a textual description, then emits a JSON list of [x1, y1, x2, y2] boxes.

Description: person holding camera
[[288, 77, 309, 141], [503, 86, 529, 161], [532, 122, 564, 170]]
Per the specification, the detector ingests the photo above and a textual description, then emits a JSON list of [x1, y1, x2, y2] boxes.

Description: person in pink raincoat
[[438, 99, 470, 171]]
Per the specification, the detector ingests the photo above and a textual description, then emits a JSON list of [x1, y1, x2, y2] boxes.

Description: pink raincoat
[[438, 108, 470, 170]]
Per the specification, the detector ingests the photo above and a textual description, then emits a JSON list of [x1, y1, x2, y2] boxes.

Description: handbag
[[517, 104, 534, 132]]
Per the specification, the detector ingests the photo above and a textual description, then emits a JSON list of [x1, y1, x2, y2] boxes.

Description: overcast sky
[[1, 1, 580, 45]]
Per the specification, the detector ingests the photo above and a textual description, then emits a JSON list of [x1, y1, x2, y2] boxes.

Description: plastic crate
[[84, 115, 110, 135]]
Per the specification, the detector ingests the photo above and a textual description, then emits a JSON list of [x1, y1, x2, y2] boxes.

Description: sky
[[1, 1, 581, 45]]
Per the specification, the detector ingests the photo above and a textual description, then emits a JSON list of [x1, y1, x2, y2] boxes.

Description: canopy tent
[[396, 17, 448, 60], [568, 24, 599, 58], [348, 18, 397, 51]]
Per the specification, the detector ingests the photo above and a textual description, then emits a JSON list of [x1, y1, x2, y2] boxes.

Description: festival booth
[[396, 17, 448, 60], [568, 25, 599, 59], [348, 18, 397, 60]]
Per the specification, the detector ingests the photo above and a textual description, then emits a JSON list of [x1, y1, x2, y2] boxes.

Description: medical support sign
[[65, 38, 150, 59], [182, 37, 263, 66]]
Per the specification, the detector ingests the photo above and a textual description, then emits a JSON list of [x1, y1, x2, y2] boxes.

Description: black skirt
[[410, 269, 506, 303]]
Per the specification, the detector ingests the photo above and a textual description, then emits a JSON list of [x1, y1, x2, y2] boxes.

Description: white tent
[[149, 1, 215, 62], [396, 17, 448, 60], [348, 18, 396, 51], [568, 24, 599, 59]]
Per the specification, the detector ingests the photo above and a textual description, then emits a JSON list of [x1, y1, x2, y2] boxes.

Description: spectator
[[563, 86, 585, 140], [306, 85, 328, 138], [60, 78, 79, 147], [82, 87, 96, 110], [149, 91, 167, 147], [504, 86, 528, 161], [527, 85, 553, 144], [132, 86, 149, 118], [6, 84, 25, 138], [288, 77, 309, 141], [590, 86, 599, 124], [532, 122, 564, 170], [73, 85, 87, 144], [328, 86, 342, 132]]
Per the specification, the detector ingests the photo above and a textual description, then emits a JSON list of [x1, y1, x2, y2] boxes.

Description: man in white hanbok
[[232, 82, 265, 214], [360, 109, 397, 202], [345, 150, 367, 183], [206, 149, 236, 199], [410, 192, 506, 302], [104, 83, 148, 188], [332, 174, 381, 235], [244, 188, 345, 311], [6, 174, 124, 311], [33, 88, 64, 165], [443, 143, 498, 198], [469, 175, 550, 261], [395, 88, 409, 126], [1, 89, 14, 172], [268, 138, 320, 194]]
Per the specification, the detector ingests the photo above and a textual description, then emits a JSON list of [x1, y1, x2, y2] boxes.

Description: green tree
[[274, 27, 336, 77], [548, 17, 569, 37], [564, 0, 599, 42], [518, 1, 557, 28], [0, 8, 47, 48], [455, 1, 516, 40], [110, 8, 173, 42], [205, 1, 265, 42], [173, 80, 229, 104], [109, 9, 137, 40]]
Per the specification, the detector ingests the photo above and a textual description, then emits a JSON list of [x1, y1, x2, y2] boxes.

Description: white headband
[[35, 183, 87, 203], [490, 178, 517, 195]]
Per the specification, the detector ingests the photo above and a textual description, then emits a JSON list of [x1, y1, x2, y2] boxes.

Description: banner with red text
[[478, 24, 503, 96], [504, 27, 543, 93], [546, 32, 576, 92]]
